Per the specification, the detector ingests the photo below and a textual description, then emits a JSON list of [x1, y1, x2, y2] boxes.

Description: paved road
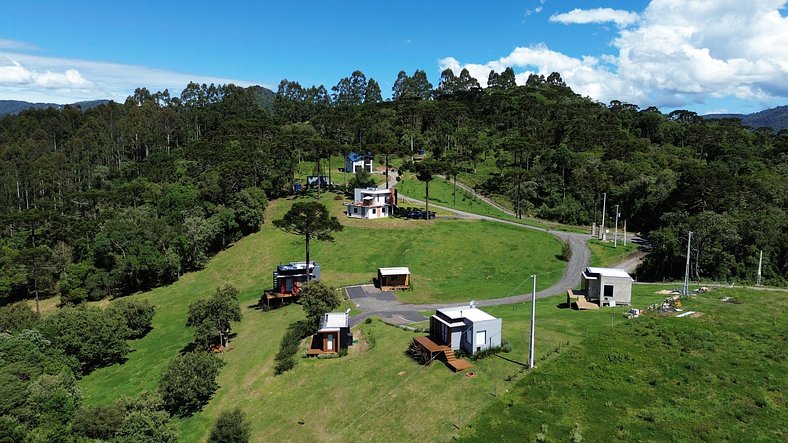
[[347, 180, 599, 326]]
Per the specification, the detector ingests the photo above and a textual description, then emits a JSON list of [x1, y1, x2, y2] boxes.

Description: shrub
[[274, 356, 295, 374], [107, 298, 155, 339], [274, 320, 317, 375], [208, 407, 251, 443], [0, 301, 39, 333], [470, 340, 512, 361], [158, 352, 224, 417], [72, 403, 126, 440], [115, 392, 177, 443], [558, 240, 572, 262], [39, 305, 130, 374]]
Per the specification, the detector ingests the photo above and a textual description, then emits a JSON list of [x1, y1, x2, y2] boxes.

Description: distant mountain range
[[0, 99, 110, 115], [703, 105, 788, 131], [0, 85, 276, 116]]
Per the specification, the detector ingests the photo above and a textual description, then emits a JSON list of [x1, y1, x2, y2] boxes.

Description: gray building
[[429, 306, 502, 355], [581, 267, 633, 306]]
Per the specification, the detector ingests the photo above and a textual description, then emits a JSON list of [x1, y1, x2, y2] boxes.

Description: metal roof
[[319, 312, 348, 331], [437, 306, 497, 322], [346, 152, 371, 162], [585, 267, 632, 278], [277, 261, 317, 272], [378, 267, 411, 276]]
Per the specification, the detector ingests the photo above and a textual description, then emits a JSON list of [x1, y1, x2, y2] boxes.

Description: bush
[[274, 320, 317, 375], [72, 403, 126, 440], [39, 305, 130, 374], [209, 407, 251, 443], [0, 301, 39, 333], [274, 356, 295, 374], [158, 352, 224, 417], [470, 340, 512, 361], [558, 240, 572, 262], [115, 392, 177, 443], [107, 298, 155, 339]]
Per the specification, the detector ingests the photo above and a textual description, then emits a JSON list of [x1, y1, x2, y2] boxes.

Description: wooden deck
[[306, 348, 336, 356], [263, 291, 298, 307], [412, 336, 472, 372]]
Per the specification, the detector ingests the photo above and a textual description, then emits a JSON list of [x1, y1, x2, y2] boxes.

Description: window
[[372, 208, 376, 214], [353, 207, 358, 214], [327, 334, 334, 351], [604, 285, 614, 299]]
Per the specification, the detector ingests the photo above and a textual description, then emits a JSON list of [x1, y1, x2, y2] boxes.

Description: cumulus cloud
[[0, 52, 259, 104], [550, 8, 639, 27], [442, 0, 788, 111]]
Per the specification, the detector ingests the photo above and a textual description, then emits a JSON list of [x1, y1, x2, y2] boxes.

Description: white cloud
[[442, 0, 788, 111], [549, 8, 640, 27], [0, 52, 261, 104], [0, 39, 39, 51]]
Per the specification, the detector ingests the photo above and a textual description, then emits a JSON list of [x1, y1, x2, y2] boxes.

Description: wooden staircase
[[443, 348, 472, 372]]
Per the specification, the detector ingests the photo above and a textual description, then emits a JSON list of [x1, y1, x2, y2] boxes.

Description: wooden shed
[[377, 267, 411, 290], [307, 312, 351, 356]]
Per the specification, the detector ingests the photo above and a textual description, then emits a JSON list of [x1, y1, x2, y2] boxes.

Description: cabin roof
[[585, 267, 631, 279], [319, 312, 348, 331], [378, 267, 411, 276], [437, 306, 496, 322]]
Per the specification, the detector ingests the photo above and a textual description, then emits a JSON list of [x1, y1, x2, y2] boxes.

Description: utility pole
[[614, 205, 620, 247], [684, 231, 692, 296], [623, 220, 627, 245], [600, 192, 607, 241], [529, 274, 536, 369], [756, 250, 763, 286]]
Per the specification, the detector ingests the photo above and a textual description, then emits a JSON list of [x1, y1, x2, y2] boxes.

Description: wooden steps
[[443, 349, 472, 372], [412, 336, 472, 372]]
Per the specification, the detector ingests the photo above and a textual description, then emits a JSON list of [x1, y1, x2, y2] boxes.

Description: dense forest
[[0, 66, 786, 440], [0, 68, 786, 311]]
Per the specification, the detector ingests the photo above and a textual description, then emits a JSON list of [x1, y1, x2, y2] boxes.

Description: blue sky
[[1, 0, 786, 114]]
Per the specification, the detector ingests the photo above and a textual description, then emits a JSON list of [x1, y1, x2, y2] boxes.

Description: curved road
[[348, 181, 595, 326]]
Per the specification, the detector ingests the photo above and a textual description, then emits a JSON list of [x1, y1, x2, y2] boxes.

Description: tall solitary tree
[[273, 202, 343, 280], [403, 160, 441, 218]]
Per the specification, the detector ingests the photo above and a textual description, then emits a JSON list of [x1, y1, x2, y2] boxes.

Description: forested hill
[[0, 99, 110, 115], [0, 85, 275, 116], [0, 71, 785, 311], [703, 105, 788, 131]]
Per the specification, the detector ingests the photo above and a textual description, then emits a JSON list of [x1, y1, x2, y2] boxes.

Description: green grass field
[[396, 174, 587, 233], [587, 238, 641, 268], [78, 193, 564, 432], [458, 286, 788, 442]]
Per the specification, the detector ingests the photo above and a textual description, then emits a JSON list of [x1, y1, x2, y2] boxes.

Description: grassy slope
[[178, 286, 674, 442], [587, 238, 641, 268], [78, 194, 563, 427], [396, 174, 587, 233], [458, 286, 788, 442]]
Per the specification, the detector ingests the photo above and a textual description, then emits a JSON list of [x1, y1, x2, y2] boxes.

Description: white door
[[327, 334, 334, 351], [475, 330, 486, 350]]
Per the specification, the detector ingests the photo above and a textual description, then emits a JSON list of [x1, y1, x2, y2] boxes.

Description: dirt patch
[[352, 328, 370, 353]]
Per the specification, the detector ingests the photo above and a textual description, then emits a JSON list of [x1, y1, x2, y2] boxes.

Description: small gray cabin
[[581, 267, 633, 306], [429, 306, 502, 355]]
